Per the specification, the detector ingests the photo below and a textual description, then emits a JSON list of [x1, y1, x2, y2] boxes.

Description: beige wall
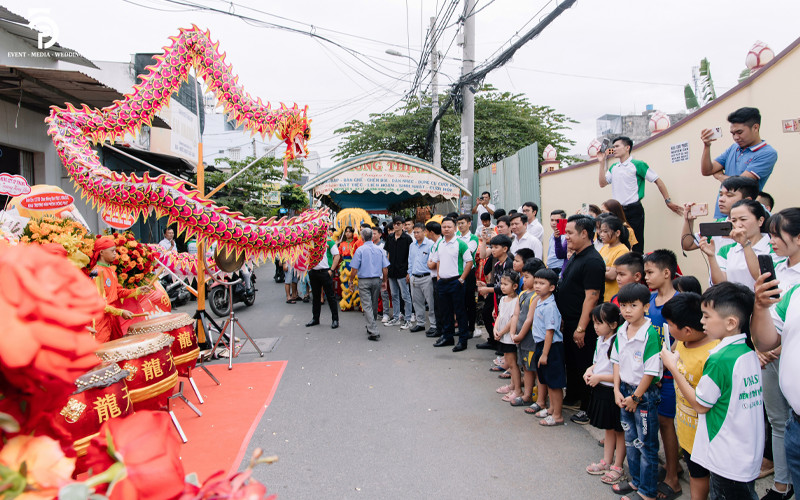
[[540, 39, 800, 284]]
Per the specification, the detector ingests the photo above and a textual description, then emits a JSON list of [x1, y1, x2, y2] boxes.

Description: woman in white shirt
[[758, 207, 800, 499], [699, 199, 779, 288]]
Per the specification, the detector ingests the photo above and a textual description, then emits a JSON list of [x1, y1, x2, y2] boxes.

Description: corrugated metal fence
[[472, 142, 540, 225]]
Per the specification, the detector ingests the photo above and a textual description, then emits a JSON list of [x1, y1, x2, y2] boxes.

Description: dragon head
[[278, 104, 311, 165]]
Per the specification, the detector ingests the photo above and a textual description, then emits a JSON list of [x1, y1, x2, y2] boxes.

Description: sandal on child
[[495, 384, 512, 394], [509, 397, 532, 407], [534, 408, 551, 418], [600, 465, 624, 485], [524, 402, 545, 414], [586, 459, 609, 475], [538, 415, 564, 426], [498, 371, 511, 379], [611, 482, 637, 495], [489, 365, 505, 372], [501, 392, 519, 402]]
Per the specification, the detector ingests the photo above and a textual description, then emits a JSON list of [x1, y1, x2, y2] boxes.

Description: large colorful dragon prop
[[45, 26, 329, 266]]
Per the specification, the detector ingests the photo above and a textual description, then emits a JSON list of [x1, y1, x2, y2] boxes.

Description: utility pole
[[460, 0, 476, 207], [430, 16, 441, 169]]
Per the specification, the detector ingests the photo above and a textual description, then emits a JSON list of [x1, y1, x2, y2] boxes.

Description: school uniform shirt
[[429, 236, 472, 279], [605, 157, 660, 206], [610, 318, 663, 386], [771, 283, 800, 414], [313, 240, 339, 270], [692, 333, 764, 482], [775, 258, 800, 290], [713, 141, 778, 218], [674, 339, 720, 454], [598, 243, 629, 303], [716, 233, 781, 288], [531, 295, 562, 343], [457, 230, 479, 262], [593, 333, 617, 388], [510, 231, 543, 260]]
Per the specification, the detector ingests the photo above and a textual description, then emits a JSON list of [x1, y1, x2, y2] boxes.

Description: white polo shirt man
[[510, 231, 542, 260], [314, 239, 339, 270], [430, 236, 473, 280]]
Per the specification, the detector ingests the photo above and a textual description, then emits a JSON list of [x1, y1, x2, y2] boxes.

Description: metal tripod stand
[[209, 275, 263, 369]]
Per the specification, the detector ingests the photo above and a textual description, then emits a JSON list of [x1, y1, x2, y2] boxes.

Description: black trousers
[[481, 293, 497, 345], [309, 269, 338, 321], [432, 277, 444, 333], [563, 320, 597, 411], [437, 278, 470, 343], [622, 200, 645, 254], [463, 270, 477, 333]]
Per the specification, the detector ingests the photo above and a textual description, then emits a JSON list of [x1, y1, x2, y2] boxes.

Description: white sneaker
[[401, 320, 412, 330], [381, 314, 390, 323], [472, 330, 483, 339], [409, 314, 416, 323], [386, 317, 401, 326]]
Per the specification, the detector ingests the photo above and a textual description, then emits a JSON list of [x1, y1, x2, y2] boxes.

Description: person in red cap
[[91, 236, 150, 342]]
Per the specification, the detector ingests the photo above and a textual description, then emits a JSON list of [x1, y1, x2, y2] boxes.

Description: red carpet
[[172, 361, 287, 481]]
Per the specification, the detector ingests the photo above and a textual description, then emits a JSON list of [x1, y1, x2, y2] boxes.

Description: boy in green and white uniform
[[662, 282, 763, 499]]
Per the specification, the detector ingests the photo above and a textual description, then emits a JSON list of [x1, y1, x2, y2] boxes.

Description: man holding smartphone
[[700, 107, 778, 218], [598, 136, 683, 253], [472, 191, 496, 220]]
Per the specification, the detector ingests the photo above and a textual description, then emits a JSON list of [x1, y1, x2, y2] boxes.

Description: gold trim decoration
[[122, 363, 138, 381], [95, 332, 174, 362], [173, 347, 201, 367], [60, 398, 87, 423], [128, 371, 178, 403], [127, 313, 193, 336], [73, 432, 99, 457]]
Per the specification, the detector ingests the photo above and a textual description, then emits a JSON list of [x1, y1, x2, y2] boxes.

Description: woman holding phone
[[699, 199, 780, 288], [754, 208, 800, 500]]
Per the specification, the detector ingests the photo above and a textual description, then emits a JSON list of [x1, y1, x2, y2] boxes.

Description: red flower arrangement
[[106, 232, 156, 289]]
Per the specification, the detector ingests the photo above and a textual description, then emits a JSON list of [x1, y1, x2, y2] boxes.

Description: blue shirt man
[[701, 107, 778, 217], [407, 237, 434, 277], [351, 240, 389, 278]]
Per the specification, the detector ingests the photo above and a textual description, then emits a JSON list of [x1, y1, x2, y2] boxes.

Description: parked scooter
[[160, 275, 191, 308], [208, 263, 256, 316]]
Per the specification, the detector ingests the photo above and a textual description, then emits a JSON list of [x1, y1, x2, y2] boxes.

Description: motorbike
[[208, 264, 256, 316], [160, 274, 191, 308]]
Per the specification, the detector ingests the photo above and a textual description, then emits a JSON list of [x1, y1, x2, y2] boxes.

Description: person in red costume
[[90, 236, 150, 342]]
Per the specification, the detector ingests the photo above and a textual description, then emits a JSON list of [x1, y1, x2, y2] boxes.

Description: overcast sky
[[5, 0, 800, 168]]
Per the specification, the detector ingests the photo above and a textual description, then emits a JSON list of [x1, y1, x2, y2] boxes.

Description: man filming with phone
[[597, 136, 683, 253], [700, 107, 778, 218], [472, 191, 496, 220]]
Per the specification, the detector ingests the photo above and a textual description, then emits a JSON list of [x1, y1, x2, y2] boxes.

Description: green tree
[[195, 156, 307, 219], [334, 84, 578, 174]]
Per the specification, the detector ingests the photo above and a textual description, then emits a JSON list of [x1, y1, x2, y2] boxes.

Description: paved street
[[180, 264, 767, 499]]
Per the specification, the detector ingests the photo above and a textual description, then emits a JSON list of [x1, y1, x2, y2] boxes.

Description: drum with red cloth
[[58, 362, 133, 462], [118, 281, 172, 335], [95, 332, 177, 411], [126, 312, 198, 374]]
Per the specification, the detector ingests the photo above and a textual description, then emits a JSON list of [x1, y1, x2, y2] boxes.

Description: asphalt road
[[179, 264, 772, 500]]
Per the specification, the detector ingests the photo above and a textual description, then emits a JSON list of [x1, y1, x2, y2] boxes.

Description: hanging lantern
[[745, 41, 774, 73], [649, 111, 671, 135]]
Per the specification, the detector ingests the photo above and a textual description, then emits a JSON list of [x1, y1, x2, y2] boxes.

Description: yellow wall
[[540, 39, 800, 284]]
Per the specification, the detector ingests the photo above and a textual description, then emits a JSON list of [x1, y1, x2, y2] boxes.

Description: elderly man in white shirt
[[509, 213, 542, 259]]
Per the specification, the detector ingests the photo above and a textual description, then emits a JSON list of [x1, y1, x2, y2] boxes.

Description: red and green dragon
[[45, 26, 329, 267]]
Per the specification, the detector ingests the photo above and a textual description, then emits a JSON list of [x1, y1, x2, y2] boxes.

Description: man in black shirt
[[384, 216, 413, 327], [556, 215, 605, 423]]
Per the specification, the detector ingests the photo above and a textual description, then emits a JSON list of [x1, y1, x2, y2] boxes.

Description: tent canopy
[[303, 151, 470, 212]]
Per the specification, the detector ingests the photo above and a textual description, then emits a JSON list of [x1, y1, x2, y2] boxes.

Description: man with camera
[[598, 136, 683, 253], [700, 107, 778, 218], [472, 191, 496, 220]]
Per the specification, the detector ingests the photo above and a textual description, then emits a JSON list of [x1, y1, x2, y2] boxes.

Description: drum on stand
[[95, 332, 177, 412], [57, 362, 134, 476], [127, 313, 199, 374]]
